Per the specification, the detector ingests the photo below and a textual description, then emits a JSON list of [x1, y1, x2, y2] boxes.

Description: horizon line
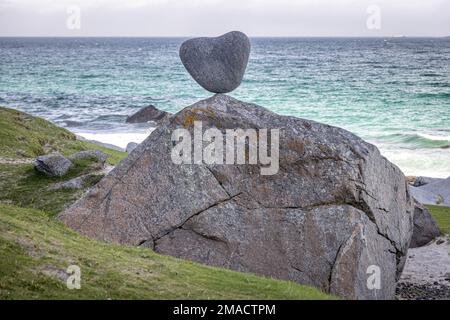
[[1, 35, 449, 38]]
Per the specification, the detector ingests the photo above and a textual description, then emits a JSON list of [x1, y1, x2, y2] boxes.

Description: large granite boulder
[[59, 94, 414, 300], [409, 201, 441, 248], [180, 31, 251, 93]]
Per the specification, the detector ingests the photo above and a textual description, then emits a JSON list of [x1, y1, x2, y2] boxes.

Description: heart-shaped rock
[[179, 31, 251, 94]]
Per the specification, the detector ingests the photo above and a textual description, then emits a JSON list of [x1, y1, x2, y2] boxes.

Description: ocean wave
[[90, 114, 128, 122], [79, 74, 103, 79], [381, 132, 450, 149], [420, 73, 443, 77], [380, 147, 450, 178], [60, 120, 85, 127], [428, 82, 450, 88], [416, 92, 450, 99]]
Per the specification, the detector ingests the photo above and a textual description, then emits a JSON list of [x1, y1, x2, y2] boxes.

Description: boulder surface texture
[[34, 154, 73, 177], [59, 94, 414, 300]]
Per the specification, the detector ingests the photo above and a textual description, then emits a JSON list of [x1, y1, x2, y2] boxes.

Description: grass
[[0, 106, 126, 166], [0, 106, 334, 300], [426, 205, 450, 235], [0, 161, 102, 217], [0, 204, 334, 300], [0, 106, 127, 216]]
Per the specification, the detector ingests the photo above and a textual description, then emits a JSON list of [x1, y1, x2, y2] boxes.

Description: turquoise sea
[[0, 37, 449, 177]]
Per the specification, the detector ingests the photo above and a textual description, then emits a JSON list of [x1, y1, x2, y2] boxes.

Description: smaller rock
[[126, 142, 138, 153], [413, 176, 444, 187], [409, 186, 440, 205], [34, 154, 73, 177], [70, 150, 108, 164], [419, 177, 450, 206], [52, 176, 84, 190], [51, 174, 103, 190], [409, 201, 441, 248], [126, 105, 170, 124]]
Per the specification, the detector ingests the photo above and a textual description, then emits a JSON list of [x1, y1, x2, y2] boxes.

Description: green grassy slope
[[0, 106, 127, 216], [0, 162, 103, 216], [426, 205, 450, 235], [0, 204, 333, 300], [0, 106, 125, 165], [0, 106, 334, 300]]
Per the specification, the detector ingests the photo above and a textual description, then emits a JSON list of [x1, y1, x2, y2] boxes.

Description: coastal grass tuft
[[0, 106, 126, 165], [426, 205, 450, 235], [0, 159, 102, 217], [0, 106, 127, 215], [0, 204, 334, 300]]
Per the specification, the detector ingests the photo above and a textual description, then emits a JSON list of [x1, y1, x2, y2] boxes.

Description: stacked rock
[[179, 31, 251, 93]]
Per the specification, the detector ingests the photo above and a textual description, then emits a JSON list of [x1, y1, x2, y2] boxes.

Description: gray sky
[[0, 0, 449, 37]]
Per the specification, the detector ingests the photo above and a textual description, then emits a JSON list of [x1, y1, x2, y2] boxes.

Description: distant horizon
[[1, 35, 449, 38]]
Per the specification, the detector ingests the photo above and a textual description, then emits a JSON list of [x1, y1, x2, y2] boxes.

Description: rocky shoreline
[[396, 282, 450, 300], [396, 236, 450, 300]]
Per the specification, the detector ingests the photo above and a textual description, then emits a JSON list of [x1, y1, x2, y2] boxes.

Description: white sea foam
[[75, 130, 154, 149], [380, 147, 450, 178], [416, 132, 450, 142]]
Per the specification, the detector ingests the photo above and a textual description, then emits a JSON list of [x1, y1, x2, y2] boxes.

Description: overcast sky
[[0, 0, 449, 37]]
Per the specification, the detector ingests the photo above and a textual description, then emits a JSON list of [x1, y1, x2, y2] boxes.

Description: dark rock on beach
[[409, 201, 441, 248], [126, 142, 138, 153], [180, 31, 251, 93], [409, 185, 440, 206], [34, 154, 73, 177], [126, 105, 170, 124], [409, 177, 450, 206], [419, 177, 450, 206], [59, 94, 414, 300], [413, 176, 443, 187]]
